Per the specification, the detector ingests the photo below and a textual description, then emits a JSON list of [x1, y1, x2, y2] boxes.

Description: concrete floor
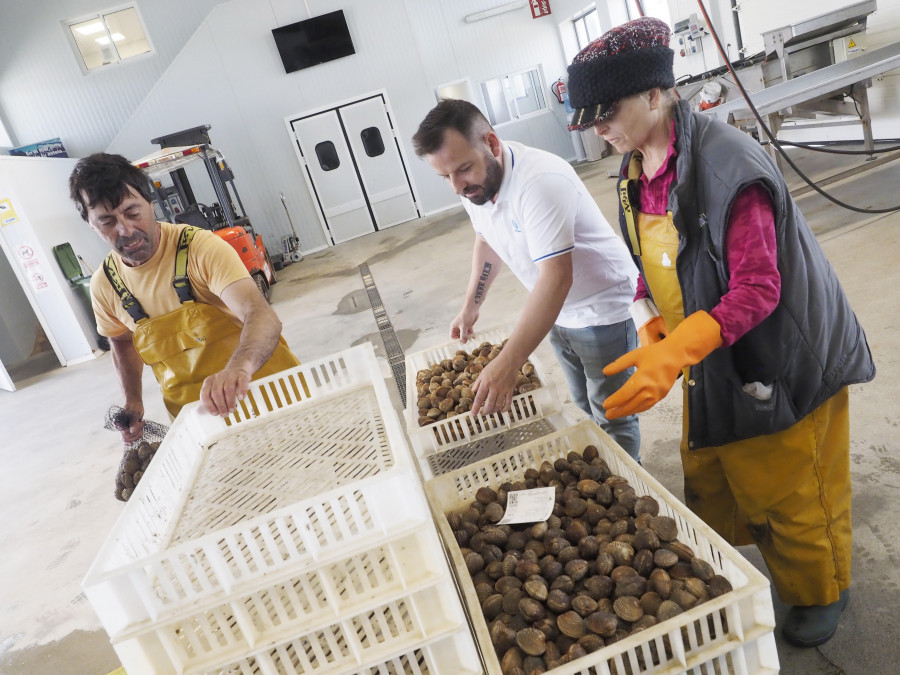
[[1, 147, 899, 674]]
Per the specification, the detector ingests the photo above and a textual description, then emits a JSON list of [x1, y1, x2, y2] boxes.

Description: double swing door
[[288, 94, 420, 245]]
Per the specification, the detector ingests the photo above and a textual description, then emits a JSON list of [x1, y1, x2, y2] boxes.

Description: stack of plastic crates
[[424, 419, 779, 675], [405, 327, 568, 480], [83, 343, 482, 675]]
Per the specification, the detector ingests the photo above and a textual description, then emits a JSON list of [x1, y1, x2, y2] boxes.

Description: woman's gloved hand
[[603, 310, 722, 419], [630, 298, 669, 347]]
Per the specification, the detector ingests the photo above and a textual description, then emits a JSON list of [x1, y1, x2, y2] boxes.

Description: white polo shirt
[[462, 141, 637, 328]]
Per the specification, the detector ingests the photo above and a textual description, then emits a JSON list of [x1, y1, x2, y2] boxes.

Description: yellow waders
[[104, 227, 300, 418], [619, 157, 852, 606]]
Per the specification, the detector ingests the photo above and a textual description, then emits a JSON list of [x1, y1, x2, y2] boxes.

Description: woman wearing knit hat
[[567, 16, 875, 647]]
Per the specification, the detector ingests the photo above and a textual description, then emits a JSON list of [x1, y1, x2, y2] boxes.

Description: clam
[[631, 615, 658, 632], [518, 596, 545, 622], [640, 591, 663, 616], [649, 568, 672, 599], [708, 574, 734, 597], [652, 548, 679, 569], [515, 627, 547, 656], [690, 557, 715, 582], [491, 620, 518, 654], [633, 527, 661, 551], [613, 595, 644, 622], [633, 495, 660, 517], [607, 540, 634, 566], [524, 578, 549, 602], [585, 610, 618, 637], [565, 558, 589, 581], [666, 540, 696, 561], [649, 515, 679, 542], [656, 599, 684, 622], [485, 502, 505, 523], [571, 594, 599, 617], [465, 551, 485, 574], [632, 548, 655, 577], [502, 588, 526, 615], [546, 588, 572, 613], [614, 575, 647, 598], [669, 561, 694, 580], [558, 610, 587, 639], [482, 593, 504, 620], [583, 574, 614, 600], [684, 576, 709, 601], [500, 646, 524, 674], [670, 587, 699, 610]]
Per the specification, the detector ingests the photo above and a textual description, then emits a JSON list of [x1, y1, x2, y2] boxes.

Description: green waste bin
[[52, 242, 109, 351]]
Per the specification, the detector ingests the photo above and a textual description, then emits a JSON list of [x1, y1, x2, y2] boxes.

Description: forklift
[[131, 125, 278, 300]]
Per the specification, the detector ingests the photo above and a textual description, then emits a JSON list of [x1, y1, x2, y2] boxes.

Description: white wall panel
[[0, 0, 226, 156], [106, 0, 586, 252]]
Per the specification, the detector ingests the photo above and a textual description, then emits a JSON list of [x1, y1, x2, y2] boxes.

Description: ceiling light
[[464, 1, 527, 23], [75, 21, 105, 36], [95, 33, 125, 45]]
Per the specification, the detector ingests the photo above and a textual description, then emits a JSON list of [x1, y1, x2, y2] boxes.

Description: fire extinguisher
[[552, 78, 567, 104]]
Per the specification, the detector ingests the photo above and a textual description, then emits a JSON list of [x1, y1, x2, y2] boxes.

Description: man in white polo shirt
[[413, 99, 642, 460]]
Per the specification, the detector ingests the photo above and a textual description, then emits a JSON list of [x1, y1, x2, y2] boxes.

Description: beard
[[116, 231, 154, 266], [463, 154, 504, 206]]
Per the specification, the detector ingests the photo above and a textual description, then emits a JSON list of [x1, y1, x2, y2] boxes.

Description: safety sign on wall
[[531, 0, 551, 19], [17, 242, 49, 291], [0, 198, 19, 226]]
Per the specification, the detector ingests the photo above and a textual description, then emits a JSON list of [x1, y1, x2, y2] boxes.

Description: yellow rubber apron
[[104, 227, 300, 418], [619, 158, 851, 605]]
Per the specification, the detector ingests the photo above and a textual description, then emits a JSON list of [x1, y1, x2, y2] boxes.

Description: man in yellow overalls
[[69, 153, 300, 443]]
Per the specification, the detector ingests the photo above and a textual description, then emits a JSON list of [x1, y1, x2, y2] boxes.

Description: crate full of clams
[[405, 328, 563, 479], [424, 420, 779, 675], [83, 343, 482, 675]]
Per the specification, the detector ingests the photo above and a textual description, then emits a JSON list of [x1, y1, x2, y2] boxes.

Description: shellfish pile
[[114, 440, 160, 502], [446, 445, 734, 673], [414, 340, 541, 427]]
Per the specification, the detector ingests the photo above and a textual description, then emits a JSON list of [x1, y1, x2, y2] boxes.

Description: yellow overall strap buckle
[[618, 152, 645, 256], [103, 254, 149, 323], [173, 226, 199, 304]]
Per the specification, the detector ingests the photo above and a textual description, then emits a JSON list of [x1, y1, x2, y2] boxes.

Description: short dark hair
[[412, 99, 493, 157], [69, 152, 154, 221]]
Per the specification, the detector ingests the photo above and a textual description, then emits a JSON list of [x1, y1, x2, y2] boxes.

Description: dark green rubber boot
[[782, 588, 850, 647]]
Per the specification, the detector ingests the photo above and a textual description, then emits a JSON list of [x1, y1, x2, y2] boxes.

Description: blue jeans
[[548, 320, 641, 462]]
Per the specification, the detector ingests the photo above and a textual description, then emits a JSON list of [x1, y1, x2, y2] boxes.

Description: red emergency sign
[[530, 0, 551, 19]]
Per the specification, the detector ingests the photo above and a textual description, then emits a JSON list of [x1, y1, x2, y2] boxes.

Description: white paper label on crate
[[497, 487, 556, 525]]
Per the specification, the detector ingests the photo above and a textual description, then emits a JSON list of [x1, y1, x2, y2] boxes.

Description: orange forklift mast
[[132, 125, 276, 301]]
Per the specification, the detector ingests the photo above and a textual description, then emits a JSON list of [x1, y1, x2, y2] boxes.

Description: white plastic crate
[[404, 327, 562, 464], [109, 527, 482, 674], [424, 419, 779, 675], [83, 343, 479, 674], [417, 413, 571, 481]]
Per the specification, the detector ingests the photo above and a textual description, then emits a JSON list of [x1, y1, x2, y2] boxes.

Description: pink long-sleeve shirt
[[633, 123, 781, 347]]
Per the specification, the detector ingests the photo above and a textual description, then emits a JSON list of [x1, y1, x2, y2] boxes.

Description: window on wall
[[480, 66, 547, 127], [573, 8, 602, 50], [610, 0, 672, 28], [64, 4, 152, 73]]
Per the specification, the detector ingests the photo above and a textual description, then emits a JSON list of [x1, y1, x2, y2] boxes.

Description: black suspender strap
[[103, 254, 150, 323], [172, 226, 199, 304], [618, 152, 645, 257]]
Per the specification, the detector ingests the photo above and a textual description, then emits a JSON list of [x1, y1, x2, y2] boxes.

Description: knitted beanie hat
[[567, 17, 674, 131]]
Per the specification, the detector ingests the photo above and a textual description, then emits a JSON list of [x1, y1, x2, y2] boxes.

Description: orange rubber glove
[[603, 310, 723, 419], [630, 298, 669, 347]]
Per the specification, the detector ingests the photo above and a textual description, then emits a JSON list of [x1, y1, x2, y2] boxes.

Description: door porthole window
[[360, 127, 385, 157], [315, 141, 340, 171]]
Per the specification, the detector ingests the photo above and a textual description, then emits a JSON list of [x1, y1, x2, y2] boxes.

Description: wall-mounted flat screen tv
[[272, 10, 355, 73]]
